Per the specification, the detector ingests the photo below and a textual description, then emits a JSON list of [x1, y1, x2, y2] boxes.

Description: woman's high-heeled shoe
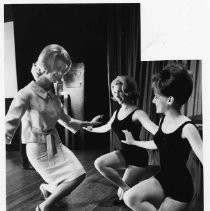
[[113, 199, 125, 206], [35, 205, 41, 211], [40, 184, 50, 200]]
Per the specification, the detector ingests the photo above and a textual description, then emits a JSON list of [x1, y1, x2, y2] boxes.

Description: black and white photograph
[[2, 1, 209, 211]]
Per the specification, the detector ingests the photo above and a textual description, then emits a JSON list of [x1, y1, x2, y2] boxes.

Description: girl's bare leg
[[123, 177, 164, 211], [94, 150, 129, 192], [117, 165, 148, 200], [159, 197, 188, 211]]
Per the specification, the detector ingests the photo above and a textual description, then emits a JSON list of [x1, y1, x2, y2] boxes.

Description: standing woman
[[5, 44, 101, 211], [122, 63, 203, 211], [85, 75, 158, 202]]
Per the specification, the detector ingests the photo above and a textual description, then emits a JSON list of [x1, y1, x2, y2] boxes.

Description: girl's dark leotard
[[154, 116, 194, 202], [111, 109, 148, 167]]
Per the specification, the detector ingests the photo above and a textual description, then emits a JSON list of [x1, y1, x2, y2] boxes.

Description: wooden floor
[[6, 149, 132, 211], [6, 149, 203, 211]]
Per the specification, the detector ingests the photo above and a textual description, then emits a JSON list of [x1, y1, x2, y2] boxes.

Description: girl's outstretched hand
[[90, 115, 105, 126], [121, 130, 135, 145]]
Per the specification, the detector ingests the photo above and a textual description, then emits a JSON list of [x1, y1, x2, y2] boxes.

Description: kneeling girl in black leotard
[[84, 75, 159, 202], [122, 63, 203, 211]]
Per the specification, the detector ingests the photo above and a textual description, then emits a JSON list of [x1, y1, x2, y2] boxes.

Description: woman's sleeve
[[58, 104, 82, 134], [5, 89, 29, 144]]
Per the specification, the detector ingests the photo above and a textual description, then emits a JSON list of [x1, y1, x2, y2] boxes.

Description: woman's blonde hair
[[111, 75, 140, 103], [31, 44, 72, 78]]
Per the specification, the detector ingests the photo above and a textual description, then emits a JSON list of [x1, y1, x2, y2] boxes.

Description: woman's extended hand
[[90, 115, 105, 126], [83, 115, 104, 131], [121, 130, 135, 145]]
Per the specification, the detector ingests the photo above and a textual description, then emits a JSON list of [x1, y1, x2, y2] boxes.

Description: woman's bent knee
[[94, 157, 106, 171], [123, 189, 139, 208], [159, 198, 188, 211]]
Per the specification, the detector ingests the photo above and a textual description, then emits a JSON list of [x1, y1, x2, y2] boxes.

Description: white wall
[[141, 0, 206, 61], [4, 21, 18, 98]]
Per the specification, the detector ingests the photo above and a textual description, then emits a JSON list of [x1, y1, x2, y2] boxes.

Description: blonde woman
[[5, 44, 101, 211], [85, 75, 158, 203]]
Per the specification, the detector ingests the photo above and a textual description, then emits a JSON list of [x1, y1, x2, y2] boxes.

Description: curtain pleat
[[182, 60, 202, 117]]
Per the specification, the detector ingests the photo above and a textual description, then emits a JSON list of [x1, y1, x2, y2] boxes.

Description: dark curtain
[[182, 60, 202, 117], [107, 3, 140, 150], [107, 4, 140, 78], [11, 4, 110, 150]]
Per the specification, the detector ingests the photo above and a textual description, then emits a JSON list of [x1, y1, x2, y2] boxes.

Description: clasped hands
[[84, 115, 105, 131]]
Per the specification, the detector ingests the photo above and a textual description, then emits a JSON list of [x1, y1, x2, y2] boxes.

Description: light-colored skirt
[[26, 142, 86, 192]]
